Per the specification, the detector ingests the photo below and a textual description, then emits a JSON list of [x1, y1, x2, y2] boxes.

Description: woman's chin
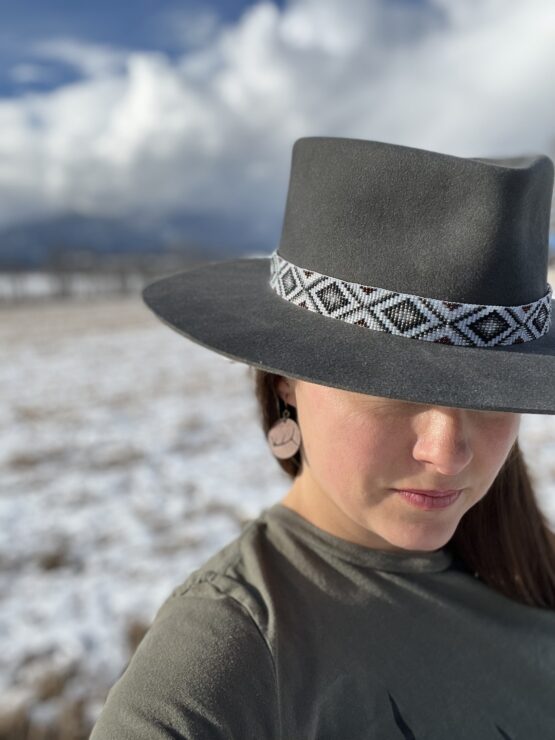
[[376, 522, 458, 553]]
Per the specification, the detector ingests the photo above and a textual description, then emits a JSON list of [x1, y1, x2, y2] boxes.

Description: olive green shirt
[[91, 503, 555, 739]]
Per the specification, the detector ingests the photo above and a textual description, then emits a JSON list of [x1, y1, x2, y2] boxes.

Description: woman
[[91, 137, 555, 739]]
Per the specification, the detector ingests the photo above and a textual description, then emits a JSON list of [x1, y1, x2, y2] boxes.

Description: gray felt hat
[[143, 137, 555, 414]]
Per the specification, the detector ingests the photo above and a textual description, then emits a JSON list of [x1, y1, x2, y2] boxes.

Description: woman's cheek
[[481, 416, 520, 461], [330, 423, 383, 487], [472, 418, 520, 492]]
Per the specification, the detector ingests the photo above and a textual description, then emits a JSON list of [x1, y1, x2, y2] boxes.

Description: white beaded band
[[269, 250, 552, 347]]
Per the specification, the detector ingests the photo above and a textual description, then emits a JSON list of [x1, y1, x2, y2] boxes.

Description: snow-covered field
[[1, 292, 554, 736], [0, 293, 290, 735]]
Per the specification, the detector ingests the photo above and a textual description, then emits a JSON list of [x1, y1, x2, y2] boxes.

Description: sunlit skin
[[277, 378, 521, 553]]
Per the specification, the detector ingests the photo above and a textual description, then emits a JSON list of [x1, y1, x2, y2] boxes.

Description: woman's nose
[[412, 407, 473, 476]]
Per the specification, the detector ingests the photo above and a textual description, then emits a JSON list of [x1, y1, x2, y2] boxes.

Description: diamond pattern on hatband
[[268, 250, 553, 347]]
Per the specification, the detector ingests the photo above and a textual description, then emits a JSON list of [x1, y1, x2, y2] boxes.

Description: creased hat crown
[[278, 137, 554, 306]]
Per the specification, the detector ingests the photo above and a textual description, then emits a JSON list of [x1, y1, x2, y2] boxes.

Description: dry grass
[[0, 293, 154, 345], [0, 699, 90, 740]]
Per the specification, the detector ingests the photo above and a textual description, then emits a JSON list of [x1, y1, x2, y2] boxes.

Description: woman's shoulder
[[156, 505, 279, 632], [90, 510, 281, 739]]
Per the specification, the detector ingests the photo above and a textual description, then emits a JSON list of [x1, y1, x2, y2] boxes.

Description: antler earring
[[267, 393, 302, 460]]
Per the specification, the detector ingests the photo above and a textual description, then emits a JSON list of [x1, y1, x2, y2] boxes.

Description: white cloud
[[0, 0, 554, 230], [31, 38, 128, 78], [9, 63, 55, 85]]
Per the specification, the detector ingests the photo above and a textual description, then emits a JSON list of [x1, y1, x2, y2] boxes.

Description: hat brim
[[142, 257, 555, 415]]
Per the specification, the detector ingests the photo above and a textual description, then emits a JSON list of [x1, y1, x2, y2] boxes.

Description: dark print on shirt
[[388, 691, 514, 740], [310, 671, 515, 740]]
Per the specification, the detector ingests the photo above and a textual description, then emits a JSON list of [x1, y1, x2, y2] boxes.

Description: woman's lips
[[394, 488, 463, 510], [393, 488, 462, 498]]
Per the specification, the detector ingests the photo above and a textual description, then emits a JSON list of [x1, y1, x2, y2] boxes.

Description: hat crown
[[278, 137, 554, 305]]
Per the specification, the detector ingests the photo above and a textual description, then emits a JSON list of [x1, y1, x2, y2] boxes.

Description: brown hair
[[252, 368, 555, 610]]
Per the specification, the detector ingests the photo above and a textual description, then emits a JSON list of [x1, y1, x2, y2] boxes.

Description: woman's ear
[[275, 376, 297, 408]]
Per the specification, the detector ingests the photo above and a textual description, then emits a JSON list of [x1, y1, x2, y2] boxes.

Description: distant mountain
[[0, 211, 278, 269]]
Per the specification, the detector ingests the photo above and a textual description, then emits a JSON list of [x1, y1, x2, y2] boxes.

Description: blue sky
[[0, 0, 287, 97], [0, 0, 553, 235]]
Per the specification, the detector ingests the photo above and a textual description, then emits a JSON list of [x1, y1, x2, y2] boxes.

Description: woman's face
[[278, 378, 521, 552]]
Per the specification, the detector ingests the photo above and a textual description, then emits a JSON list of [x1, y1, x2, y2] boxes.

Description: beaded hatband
[[269, 250, 552, 348]]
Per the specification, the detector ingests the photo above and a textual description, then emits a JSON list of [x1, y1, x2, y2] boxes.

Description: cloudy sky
[[1, 0, 554, 243]]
